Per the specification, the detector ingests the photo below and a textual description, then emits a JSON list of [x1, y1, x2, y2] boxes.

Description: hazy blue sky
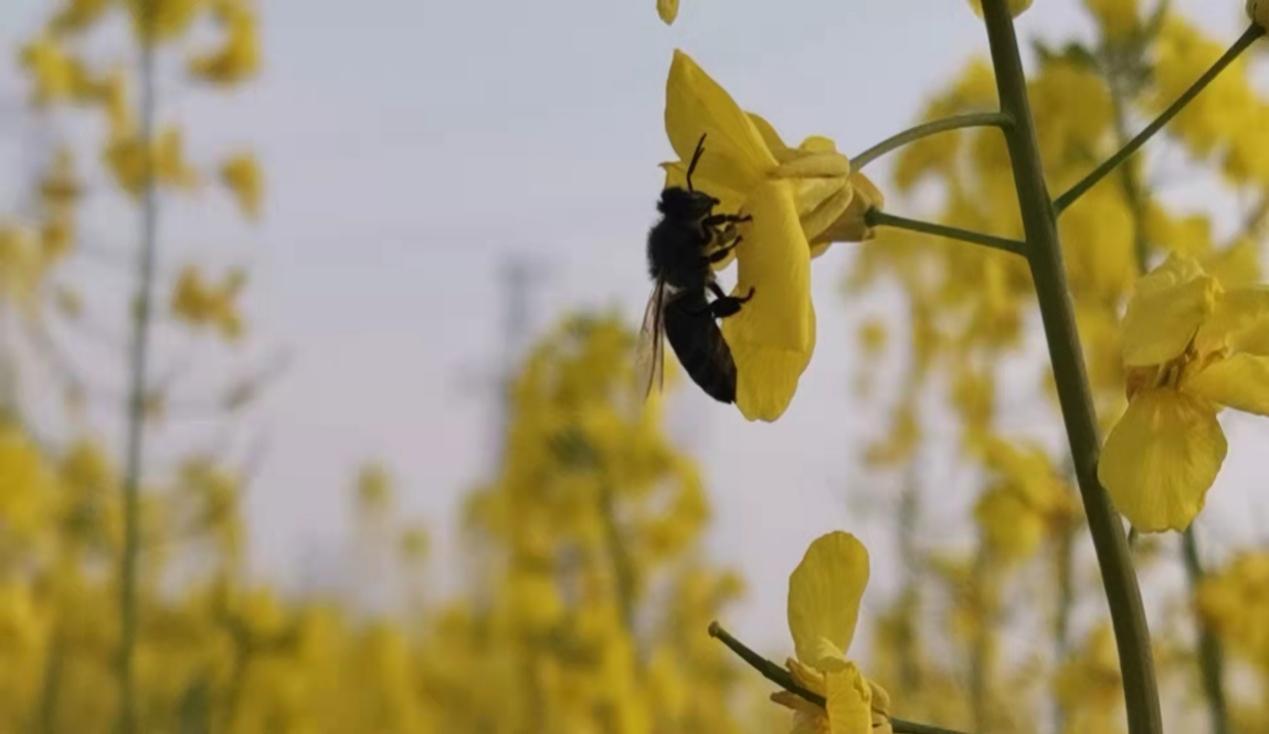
[[2, 0, 1265, 647]]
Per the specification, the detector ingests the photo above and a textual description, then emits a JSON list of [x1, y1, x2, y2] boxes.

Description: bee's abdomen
[[663, 297, 736, 404]]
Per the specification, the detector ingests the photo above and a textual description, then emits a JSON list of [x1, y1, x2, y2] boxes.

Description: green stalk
[[1054, 24, 1264, 214], [1182, 528, 1229, 734], [851, 112, 1011, 170], [117, 4, 160, 732], [978, 2, 1162, 732], [866, 210, 1027, 257]]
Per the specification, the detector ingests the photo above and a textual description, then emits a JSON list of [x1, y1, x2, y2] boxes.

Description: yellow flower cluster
[[171, 266, 248, 340]]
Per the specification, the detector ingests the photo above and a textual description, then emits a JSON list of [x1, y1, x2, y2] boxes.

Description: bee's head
[[657, 186, 718, 219]]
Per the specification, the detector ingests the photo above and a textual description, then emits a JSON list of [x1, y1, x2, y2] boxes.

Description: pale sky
[[2, 0, 1265, 650]]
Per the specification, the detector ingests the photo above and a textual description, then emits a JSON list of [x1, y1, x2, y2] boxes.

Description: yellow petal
[[1185, 353, 1269, 416], [1194, 286, 1269, 357], [825, 662, 873, 734], [1122, 254, 1220, 367], [665, 51, 776, 193], [722, 181, 814, 421], [787, 531, 869, 666], [657, 0, 679, 24], [1098, 388, 1227, 532], [817, 171, 885, 245]]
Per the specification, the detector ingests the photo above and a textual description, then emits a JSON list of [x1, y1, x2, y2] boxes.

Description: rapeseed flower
[[1099, 254, 1269, 532], [662, 51, 880, 420], [772, 531, 893, 734]]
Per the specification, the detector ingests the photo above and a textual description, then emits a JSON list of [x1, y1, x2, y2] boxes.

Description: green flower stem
[[866, 209, 1027, 256], [1054, 24, 1264, 214], [118, 5, 160, 732], [979, 2, 1162, 733], [851, 112, 1011, 171], [1182, 527, 1230, 734], [707, 622, 970, 734]]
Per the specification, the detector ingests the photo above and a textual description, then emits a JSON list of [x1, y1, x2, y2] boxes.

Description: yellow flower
[[1084, 0, 1138, 39], [19, 36, 76, 104], [657, 0, 679, 25], [171, 265, 247, 340], [220, 152, 263, 219], [104, 126, 200, 194], [1099, 253, 1269, 532], [189, 0, 261, 85], [126, 0, 208, 42], [771, 532, 892, 734], [662, 51, 874, 420], [51, 0, 113, 33], [967, 0, 1034, 17]]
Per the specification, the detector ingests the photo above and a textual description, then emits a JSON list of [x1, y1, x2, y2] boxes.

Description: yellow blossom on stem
[[171, 265, 247, 340], [771, 531, 892, 734], [220, 151, 264, 219], [661, 51, 879, 420], [189, 0, 261, 85], [1099, 253, 1269, 532]]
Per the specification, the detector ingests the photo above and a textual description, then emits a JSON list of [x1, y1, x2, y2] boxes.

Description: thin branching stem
[[852, 112, 1011, 170], [867, 209, 1027, 256], [980, 1, 1162, 731], [1054, 24, 1264, 214], [707, 622, 970, 734], [117, 5, 160, 732]]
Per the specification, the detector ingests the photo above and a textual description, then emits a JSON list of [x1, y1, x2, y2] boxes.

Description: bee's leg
[[702, 237, 743, 266], [702, 213, 752, 228], [707, 287, 756, 319]]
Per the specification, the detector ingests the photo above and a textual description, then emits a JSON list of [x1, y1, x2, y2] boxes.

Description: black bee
[[638, 134, 754, 404]]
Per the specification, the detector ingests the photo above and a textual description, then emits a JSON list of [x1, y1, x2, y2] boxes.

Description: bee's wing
[[635, 281, 668, 399]]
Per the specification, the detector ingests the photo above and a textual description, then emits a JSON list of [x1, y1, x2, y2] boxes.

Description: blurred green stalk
[[117, 2, 160, 731]]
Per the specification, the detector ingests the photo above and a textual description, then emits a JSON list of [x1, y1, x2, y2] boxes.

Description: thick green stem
[[1182, 527, 1229, 734], [851, 112, 1011, 170], [117, 7, 159, 733], [1054, 24, 1264, 214], [707, 623, 969, 734], [979, 2, 1162, 732], [867, 209, 1027, 257]]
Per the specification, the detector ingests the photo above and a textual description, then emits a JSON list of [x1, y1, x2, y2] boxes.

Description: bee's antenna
[[686, 133, 707, 192]]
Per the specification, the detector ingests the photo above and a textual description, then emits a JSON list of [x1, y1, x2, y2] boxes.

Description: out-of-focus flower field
[[4, 0, 1269, 732]]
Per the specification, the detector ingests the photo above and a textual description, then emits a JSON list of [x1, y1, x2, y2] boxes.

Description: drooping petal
[[787, 531, 869, 667], [1122, 254, 1220, 367], [665, 51, 776, 193], [825, 662, 874, 734], [1098, 388, 1227, 532], [723, 180, 815, 421], [1184, 353, 1269, 416]]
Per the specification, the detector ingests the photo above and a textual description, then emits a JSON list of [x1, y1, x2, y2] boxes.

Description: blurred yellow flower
[[657, 0, 678, 25], [1084, 0, 1138, 39], [772, 532, 892, 734], [1099, 254, 1269, 532], [50, 0, 112, 33], [189, 0, 260, 85], [126, 0, 208, 42], [171, 265, 247, 340], [105, 126, 200, 194], [19, 35, 76, 104], [663, 51, 869, 420], [220, 151, 263, 219]]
